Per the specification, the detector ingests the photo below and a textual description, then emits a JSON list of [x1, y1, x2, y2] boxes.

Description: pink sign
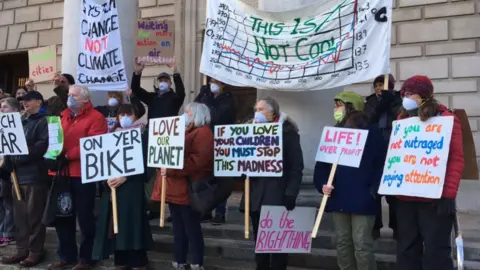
[[255, 206, 316, 254]]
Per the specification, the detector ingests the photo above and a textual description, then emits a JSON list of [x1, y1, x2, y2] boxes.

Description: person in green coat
[[92, 104, 153, 270]]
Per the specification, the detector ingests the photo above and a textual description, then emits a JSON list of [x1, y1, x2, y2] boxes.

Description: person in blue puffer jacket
[[314, 91, 387, 270]]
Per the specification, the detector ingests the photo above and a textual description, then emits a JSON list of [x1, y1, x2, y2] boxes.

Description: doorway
[[0, 52, 29, 94]]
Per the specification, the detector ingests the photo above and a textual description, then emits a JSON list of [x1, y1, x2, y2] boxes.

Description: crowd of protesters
[[0, 67, 464, 270]]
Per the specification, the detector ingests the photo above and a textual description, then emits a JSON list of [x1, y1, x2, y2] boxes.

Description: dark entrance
[[0, 52, 29, 94]]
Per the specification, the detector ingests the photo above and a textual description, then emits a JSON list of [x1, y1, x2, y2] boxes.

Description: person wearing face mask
[[395, 76, 464, 270], [364, 74, 402, 240], [314, 91, 386, 270], [44, 73, 75, 116], [92, 104, 152, 270], [237, 97, 303, 270], [47, 85, 108, 270]]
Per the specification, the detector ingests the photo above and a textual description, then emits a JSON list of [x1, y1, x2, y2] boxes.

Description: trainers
[[211, 215, 226, 226], [190, 264, 205, 270], [0, 237, 14, 247], [172, 262, 187, 270]]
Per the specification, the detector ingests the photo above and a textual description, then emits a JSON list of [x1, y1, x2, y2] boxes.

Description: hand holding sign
[[134, 58, 145, 75], [322, 185, 334, 196], [107, 177, 127, 189]]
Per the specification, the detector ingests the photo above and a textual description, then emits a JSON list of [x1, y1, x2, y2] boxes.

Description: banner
[[77, 0, 129, 91], [214, 123, 283, 177], [315, 126, 369, 167], [378, 116, 454, 199], [0, 113, 28, 156], [80, 128, 144, 183], [256, 206, 316, 253], [200, 0, 392, 90], [147, 116, 185, 169], [44, 116, 64, 160], [28, 45, 57, 83], [136, 20, 175, 64]]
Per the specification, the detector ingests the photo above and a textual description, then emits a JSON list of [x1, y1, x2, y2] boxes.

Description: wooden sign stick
[[111, 187, 119, 234], [312, 154, 342, 238], [244, 176, 250, 239], [384, 74, 389, 90], [160, 174, 167, 227], [11, 169, 22, 201]]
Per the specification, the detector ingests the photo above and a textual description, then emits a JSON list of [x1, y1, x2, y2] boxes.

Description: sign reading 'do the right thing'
[[214, 123, 283, 177]]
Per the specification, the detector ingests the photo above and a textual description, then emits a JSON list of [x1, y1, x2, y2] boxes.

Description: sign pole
[[160, 174, 167, 227], [11, 169, 22, 201], [111, 187, 119, 234], [384, 74, 389, 90], [244, 176, 250, 239]]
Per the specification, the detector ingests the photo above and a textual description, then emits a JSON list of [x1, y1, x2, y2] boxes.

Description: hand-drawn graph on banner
[[200, 0, 392, 90]]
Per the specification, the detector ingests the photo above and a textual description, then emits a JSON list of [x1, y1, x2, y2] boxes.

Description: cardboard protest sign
[[214, 123, 283, 177], [147, 116, 185, 169], [80, 128, 144, 183], [201, 0, 392, 90], [378, 116, 454, 199], [44, 116, 64, 160], [0, 113, 28, 156], [136, 20, 175, 64], [255, 206, 316, 253], [28, 45, 57, 83], [315, 126, 369, 167], [77, 0, 129, 91]]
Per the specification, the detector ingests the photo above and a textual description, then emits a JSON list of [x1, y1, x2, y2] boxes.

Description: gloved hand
[[55, 154, 69, 170], [435, 198, 455, 216], [283, 195, 296, 211]]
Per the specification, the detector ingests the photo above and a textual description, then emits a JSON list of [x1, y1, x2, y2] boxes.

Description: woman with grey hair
[[151, 102, 213, 270]]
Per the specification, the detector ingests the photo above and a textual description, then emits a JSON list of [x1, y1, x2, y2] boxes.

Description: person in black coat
[[364, 74, 402, 239], [239, 96, 304, 270]]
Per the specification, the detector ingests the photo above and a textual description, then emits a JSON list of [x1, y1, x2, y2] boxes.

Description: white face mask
[[210, 83, 220, 94], [159, 82, 169, 91], [402, 97, 419, 111], [108, 98, 119, 107], [119, 116, 134, 129]]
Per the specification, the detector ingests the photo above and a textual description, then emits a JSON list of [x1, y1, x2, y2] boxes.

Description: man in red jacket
[[48, 85, 108, 270]]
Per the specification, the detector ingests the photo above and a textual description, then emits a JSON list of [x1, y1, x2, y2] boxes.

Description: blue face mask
[[254, 112, 267, 123], [67, 96, 79, 110], [119, 116, 134, 129]]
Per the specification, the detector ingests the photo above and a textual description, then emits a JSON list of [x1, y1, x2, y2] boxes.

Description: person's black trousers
[[114, 250, 148, 268], [396, 200, 454, 270], [374, 195, 397, 230], [251, 211, 288, 270], [54, 178, 96, 264]]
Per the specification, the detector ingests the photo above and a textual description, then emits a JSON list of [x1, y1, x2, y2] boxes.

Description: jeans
[[396, 200, 454, 270], [54, 178, 96, 264], [214, 199, 227, 217], [169, 203, 204, 266], [0, 182, 15, 238], [114, 250, 148, 268], [332, 212, 376, 270], [374, 196, 397, 230]]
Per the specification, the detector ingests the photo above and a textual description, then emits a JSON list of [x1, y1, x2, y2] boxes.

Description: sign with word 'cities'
[[200, 0, 392, 90], [214, 123, 283, 177], [136, 20, 175, 64], [77, 0, 129, 91], [148, 116, 185, 169], [315, 126, 369, 168], [0, 113, 29, 156], [256, 206, 316, 253], [28, 45, 57, 83], [378, 116, 454, 199]]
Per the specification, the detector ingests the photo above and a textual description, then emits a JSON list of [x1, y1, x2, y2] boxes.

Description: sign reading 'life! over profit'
[[378, 116, 454, 199], [214, 123, 283, 177], [147, 116, 185, 169]]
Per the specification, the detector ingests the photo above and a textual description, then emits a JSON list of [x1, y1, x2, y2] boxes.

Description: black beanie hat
[[62, 73, 75, 85]]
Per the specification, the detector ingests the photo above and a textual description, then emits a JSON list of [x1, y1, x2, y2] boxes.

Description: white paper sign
[[200, 0, 392, 90], [315, 126, 369, 167], [80, 128, 144, 183], [378, 116, 454, 199], [77, 0, 129, 91], [214, 123, 283, 177], [0, 113, 28, 156], [147, 116, 185, 169], [256, 206, 316, 253]]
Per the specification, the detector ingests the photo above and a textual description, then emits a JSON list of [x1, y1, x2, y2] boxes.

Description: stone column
[[61, 0, 137, 106], [257, 0, 343, 184]]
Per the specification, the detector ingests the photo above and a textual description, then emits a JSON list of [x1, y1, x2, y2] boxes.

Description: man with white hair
[[48, 85, 107, 270]]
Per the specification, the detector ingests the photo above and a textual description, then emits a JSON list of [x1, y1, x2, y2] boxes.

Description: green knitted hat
[[334, 91, 365, 111]]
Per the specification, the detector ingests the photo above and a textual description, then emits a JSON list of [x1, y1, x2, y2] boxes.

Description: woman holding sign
[[92, 104, 152, 270], [314, 91, 387, 270], [395, 76, 464, 270]]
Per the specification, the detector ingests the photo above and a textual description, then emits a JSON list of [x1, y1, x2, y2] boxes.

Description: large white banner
[[77, 0, 129, 91], [201, 0, 392, 90]]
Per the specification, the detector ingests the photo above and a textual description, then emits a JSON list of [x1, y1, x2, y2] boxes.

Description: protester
[[151, 102, 213, 270], [396, 75, 464, 270], [239, 97, 304, 270], [0, 92, 49, 267], [0, 98, 20, 248], [44, 73, 74, 116], [48, 85, 108, 270], [25, 79, 36, 92], [13, 86, 27, 112], [364, 74, 401, 239], [92, 104, 152, 270], [192, 78, 236, 225], [0, 86, 9, 100], [314, 91, 386, 270]]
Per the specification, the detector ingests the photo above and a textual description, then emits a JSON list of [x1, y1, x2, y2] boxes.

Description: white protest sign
[[200, 0, 392, 90], [256, 206, 316, 253], [315, 126, 369, 168], [147, 116, 185, 169], [0, 113, 28, 156], [214, 123, 283, 177], [77, 0, 129, 91], [44, 116, 63, 160], [378, 116, 454, 199], [80, 128, 144, 183]]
